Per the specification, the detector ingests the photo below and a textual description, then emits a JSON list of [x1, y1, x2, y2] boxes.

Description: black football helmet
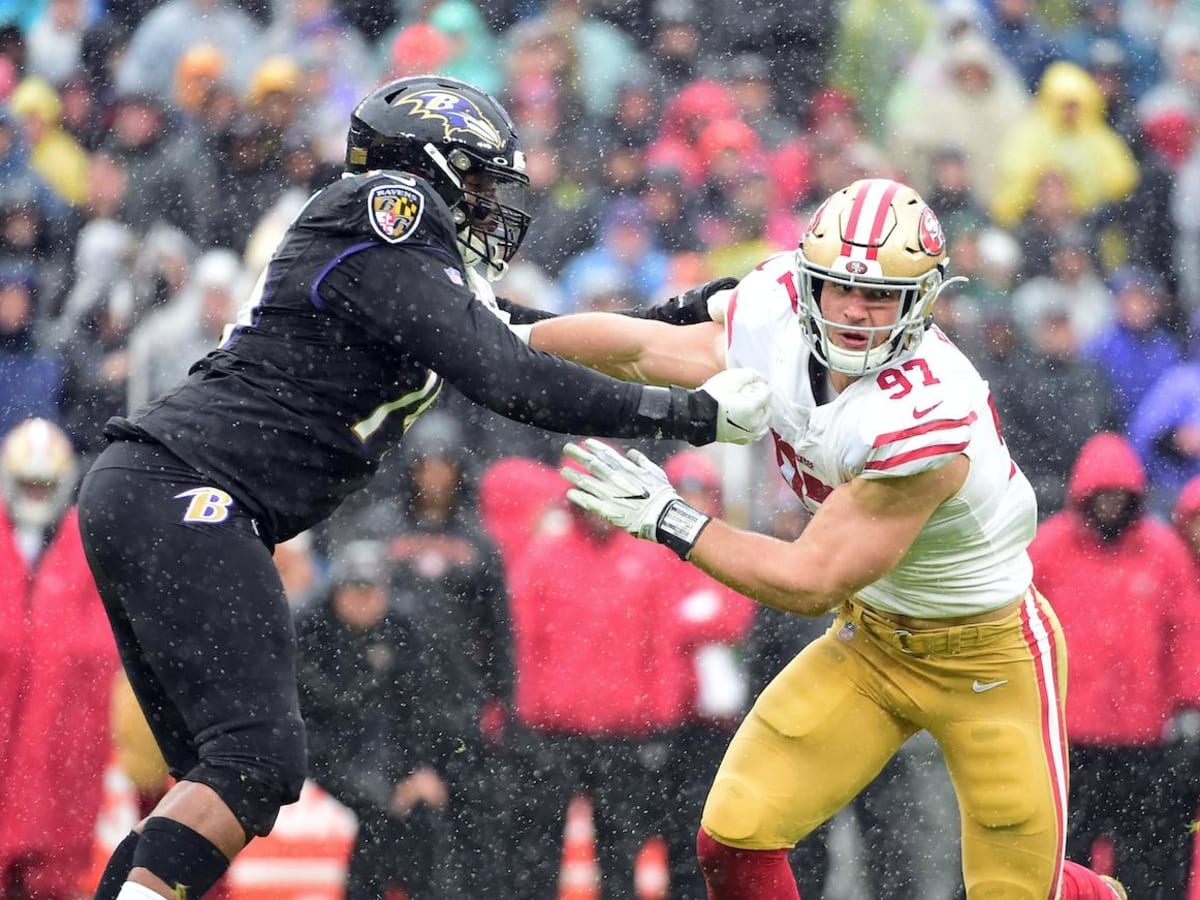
[[347, 75, 531, 279]]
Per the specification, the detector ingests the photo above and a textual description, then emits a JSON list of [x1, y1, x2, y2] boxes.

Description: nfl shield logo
[[837, 621, 857, 642], [368, 183, 425, 244]]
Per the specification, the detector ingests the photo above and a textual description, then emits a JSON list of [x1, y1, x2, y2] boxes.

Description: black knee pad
[[184, 751, 306, 839], [132, 818, 229, 898]]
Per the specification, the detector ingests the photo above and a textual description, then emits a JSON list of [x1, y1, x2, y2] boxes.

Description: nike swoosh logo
[[912, 402, 943, 419], [615, 491, 649, 501], [972, 679, 1008, 693]]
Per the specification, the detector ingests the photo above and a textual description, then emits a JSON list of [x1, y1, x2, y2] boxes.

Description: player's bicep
[[530, 313, 725, 387], [798, 456, 969, 595]]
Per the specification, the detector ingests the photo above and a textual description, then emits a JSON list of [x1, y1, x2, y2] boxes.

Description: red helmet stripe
[[840, 179, 900, 261], [864, 180, 899, 260], [839, 181, 872, 257]]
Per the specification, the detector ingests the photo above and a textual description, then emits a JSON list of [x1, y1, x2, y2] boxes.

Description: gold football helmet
[[797, 178, 960, 375], [1, 418, 77, 528]]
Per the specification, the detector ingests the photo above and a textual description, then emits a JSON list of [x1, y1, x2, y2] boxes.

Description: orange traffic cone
[[559, 794, 600, 900], [635, 835, 669, 900]]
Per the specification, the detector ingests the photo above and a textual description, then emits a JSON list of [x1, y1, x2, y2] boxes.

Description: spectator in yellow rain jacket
[[991, 60, 1139, 228], [7, 77, 89, 207]]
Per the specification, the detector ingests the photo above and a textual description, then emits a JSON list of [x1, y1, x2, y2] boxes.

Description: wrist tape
[[656, 499, 712, 560]]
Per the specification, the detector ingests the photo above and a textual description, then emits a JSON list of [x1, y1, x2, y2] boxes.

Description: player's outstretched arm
[[497, 276, 738, 329], [498, 277, 735, 387], [563, 440, 968, 616], [396, 267, 767, 445], [529, 314, 726, 388]]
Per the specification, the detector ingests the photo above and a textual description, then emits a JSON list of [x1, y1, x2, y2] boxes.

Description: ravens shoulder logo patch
[[368, 182, 425, 244]]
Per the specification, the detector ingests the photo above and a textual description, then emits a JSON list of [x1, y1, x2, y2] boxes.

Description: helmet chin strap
[[825, 337, 895, 375]]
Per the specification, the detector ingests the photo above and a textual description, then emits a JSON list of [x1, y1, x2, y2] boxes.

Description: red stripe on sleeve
[[871, 411, 978, 448], [864, 441, 969, 471]]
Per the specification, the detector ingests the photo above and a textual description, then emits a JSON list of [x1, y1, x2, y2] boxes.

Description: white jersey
[[726, 253, 1037, 619]]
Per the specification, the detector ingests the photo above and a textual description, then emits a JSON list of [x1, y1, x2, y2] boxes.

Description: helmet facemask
[[428, 145, 530, 281], [798, 256, 951, 376]]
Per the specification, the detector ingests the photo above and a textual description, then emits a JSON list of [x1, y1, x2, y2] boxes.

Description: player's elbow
[[758, 567, 851, 618]]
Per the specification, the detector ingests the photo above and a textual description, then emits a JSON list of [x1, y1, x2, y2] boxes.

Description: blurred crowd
[[2, 0, 1200, 897], [2, 0, 1200, 517]]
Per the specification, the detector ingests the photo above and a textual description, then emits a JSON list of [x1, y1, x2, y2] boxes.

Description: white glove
[[562, 439, 712, 559], [699, 368, 772, 445], [706, 287, 735, 324]]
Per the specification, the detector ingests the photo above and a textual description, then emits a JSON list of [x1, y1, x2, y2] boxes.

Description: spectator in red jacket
[[1169, 474, 1200, 894], [1028, 432, 1200, 897], [653, 450, 756, 900], [478, 455, 568, 580], [502, 450, 691, 900], [0, 418, 118, 899]]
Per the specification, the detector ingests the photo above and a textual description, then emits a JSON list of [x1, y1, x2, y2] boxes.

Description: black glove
[[629, 276, 740, 326]]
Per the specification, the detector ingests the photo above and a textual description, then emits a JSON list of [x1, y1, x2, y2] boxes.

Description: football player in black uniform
[[78, 76, 771, 900]]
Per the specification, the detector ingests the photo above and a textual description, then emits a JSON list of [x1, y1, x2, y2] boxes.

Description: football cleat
[[1100, 875, 1128, 899]]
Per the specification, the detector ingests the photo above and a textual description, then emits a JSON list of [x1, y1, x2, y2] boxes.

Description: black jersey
[[107, 171, 711, 543]]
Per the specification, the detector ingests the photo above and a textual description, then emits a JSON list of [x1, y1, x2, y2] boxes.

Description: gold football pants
[[702, 588, 1071, 899]]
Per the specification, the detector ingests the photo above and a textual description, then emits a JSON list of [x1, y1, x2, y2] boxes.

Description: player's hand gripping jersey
[[726, 252, 1038, 619]]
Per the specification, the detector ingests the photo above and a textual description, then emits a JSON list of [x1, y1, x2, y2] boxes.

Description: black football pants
[[78, 440, 306, 837]]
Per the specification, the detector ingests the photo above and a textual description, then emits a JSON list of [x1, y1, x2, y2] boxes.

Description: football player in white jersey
[[529, 179, 1127, 900]]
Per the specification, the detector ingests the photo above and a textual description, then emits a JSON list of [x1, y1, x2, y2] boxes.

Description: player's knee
[[949, 723, 1040, 829], [961, 790, 1037, 830], [187, 717, 307, 838], [189, 757, 306, 838], [702, 774, 765, 843]]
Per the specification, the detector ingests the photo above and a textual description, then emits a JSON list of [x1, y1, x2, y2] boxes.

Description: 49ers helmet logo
[[917, 207, 945, 256], [392, 90, 505, 150]]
